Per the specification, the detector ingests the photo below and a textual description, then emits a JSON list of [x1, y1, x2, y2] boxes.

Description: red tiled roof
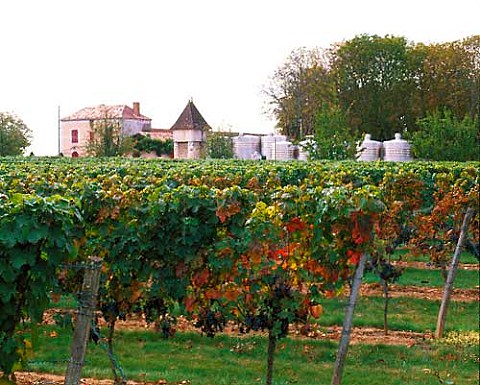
[[61, 104, 151, 121], [143, 128, 173, 140], [170, 100, 210, 131]]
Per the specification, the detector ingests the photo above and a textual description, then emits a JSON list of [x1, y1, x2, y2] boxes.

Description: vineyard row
[[0, 158, 478, 376]]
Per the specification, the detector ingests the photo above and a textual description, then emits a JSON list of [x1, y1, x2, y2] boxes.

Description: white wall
[[123, 119, 151, 136], [173, 130, 205, 142]]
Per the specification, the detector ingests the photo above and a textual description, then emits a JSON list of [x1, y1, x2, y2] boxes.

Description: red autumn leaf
[[305, 260, 326, 275], [184, 296, 196, 312], [216, 202, 241, 223], [309, 304, 323, 319], [193, 268, 210, 287], [204, 288, 221, 300], [325, 290, 336, 299], [218, 246, 233, 258], [347, 249, 362, 265], [224, 287, 240, 302], [268, 247, 288, 261], [351, 212, 372, 245], [286, 217, 306, 233]]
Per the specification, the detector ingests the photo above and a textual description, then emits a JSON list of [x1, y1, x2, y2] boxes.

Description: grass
[[26, 327, 479, 385], [29, 253, 477, 384], [390, 250, 478, 265], [396, 267, 479, 288], [364, 266, 480, 288], [317, 296, 478, 333]]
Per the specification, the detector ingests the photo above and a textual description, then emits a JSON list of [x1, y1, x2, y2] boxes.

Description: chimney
[[133, 102, 140, 116]]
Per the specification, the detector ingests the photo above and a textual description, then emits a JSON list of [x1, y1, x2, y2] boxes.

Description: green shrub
[[133, 135, 173, 157], [407, 110, 479, 161], [205, 132, 234, 159]]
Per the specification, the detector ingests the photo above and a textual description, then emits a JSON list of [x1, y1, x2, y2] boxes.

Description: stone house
[[60, 102, 159, 157], [60, 100, 209, 159]]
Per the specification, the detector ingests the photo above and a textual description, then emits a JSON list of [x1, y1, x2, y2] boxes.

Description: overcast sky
[[1, 0, 478, 155]]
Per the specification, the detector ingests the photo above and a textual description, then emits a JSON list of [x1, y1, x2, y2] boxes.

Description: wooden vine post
[[435, 207, 474, 339], [331, 252, 368, 385], [65, 257, 103, 385]]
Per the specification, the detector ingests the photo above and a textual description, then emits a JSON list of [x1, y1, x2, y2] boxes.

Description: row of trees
[[265, 34, 479, 160]]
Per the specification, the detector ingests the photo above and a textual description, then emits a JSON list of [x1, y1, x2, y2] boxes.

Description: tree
[[331, 34, 415, 140], [264, 47, 335, 141], [205, 132, 234, 159], [461, 35, 480, 120], [266, 34, 479, 143], [409, 37, 480, 124], [406, 109, 479, 161], [0, 112, 31, 156], [86, 116, 134, 157], [307, 106, 358, 160]]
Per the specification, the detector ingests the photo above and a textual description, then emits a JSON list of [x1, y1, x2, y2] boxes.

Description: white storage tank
[[271, 140, 295, 161], [383, 133, 412, 162], [261, 134, 287, 160], [357, 134, 382, 161], [233, 134, 261, 160]]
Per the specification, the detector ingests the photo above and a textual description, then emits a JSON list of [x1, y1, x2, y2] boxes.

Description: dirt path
[[103, 315, 434, 346], [393, 261, 479, 271], [359, 283, 479, 301], [13, 372, 187, 385], [311, 325, 432, 346]]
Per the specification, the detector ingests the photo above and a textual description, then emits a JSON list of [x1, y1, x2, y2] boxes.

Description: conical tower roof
[[170, 100, 210, 131]]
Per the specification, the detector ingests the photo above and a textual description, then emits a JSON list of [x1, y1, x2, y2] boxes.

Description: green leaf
[[0, 263, 16, 283], [0, 282, 15, 302], [0, 224, 18, 246], [11, 249, 35, 269]]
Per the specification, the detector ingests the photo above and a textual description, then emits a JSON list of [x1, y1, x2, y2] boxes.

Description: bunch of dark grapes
[[143, 297, 176, 338], [195, 308, 226, 338]]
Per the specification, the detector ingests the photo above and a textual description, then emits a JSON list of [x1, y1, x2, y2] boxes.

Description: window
[[89, 131, 94, 142], [71, 129, 79, 143], [71, 151, 79, 158]]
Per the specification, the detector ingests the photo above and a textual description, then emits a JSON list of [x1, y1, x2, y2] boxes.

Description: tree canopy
[[205, 132, 234, 159], [265, 34, 480, 145], [331, 34, 414, 140], [0, 112, 31, 156], [264, 47, 335, 141], [406, 110, 479, 161]]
